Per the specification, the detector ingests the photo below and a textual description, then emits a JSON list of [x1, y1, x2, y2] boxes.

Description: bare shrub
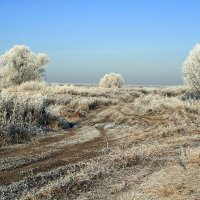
[[99, 73, 124, 88], [70, 97, 113, 111], [182, 44, 200, 92], [45, 84, 76, 94], [8, 81, 47, 92], [0, 45, 48, 87], [18, 81, 47, 91], [159, 85, 188, 97], [43, 84, 141, 104], [132, 94, 199, 115], [0, 91, 48, 145]]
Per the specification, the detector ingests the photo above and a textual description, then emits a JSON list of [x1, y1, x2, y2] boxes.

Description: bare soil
[[0, 102, 200, 200]]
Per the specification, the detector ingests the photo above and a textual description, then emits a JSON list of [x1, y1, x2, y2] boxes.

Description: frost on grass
[[0, 85, 200, 200], [0, 91, 48, 146], [15, 81, 47, 91]]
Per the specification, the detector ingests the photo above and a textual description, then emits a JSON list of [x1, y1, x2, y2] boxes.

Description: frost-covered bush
[[70, 97, 112, 111], [159, 86, 188, 97], [0, 91, 48, 145], [99, 73, 124, 88], [0, 45, 48, 87], [15, 81, 47, 91], [182, 44, 200, 92], [45, 84, 76, 94], [132, 94, 200, 116]]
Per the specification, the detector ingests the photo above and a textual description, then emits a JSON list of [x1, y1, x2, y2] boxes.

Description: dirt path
[[0, 107, 113, 185], [1, 102, 200, 200]]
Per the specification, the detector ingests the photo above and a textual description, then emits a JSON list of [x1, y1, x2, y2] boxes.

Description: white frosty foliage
[[0, 91, 48, 144], [0, 45, 48, 87], [182, 44, 200, 92], [16, 81, 47, 91], [99, 73, 124, 88]]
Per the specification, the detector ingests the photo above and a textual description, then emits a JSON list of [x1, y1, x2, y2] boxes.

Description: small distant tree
[[0, 45, 48, 87], [99, 73, 124, 88], [182, 44, 200, 92]]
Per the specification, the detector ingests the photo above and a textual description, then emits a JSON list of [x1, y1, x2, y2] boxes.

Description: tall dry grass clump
[[12, 81, 47, 92], [0, 91, 48, 146]]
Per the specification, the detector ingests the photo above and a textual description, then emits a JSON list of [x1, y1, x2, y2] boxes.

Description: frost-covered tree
[[99, 73, 124, 88], [182, 44, 200, 92], [0, 45, 48, 87]]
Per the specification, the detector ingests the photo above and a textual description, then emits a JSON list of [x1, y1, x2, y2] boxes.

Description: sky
[[0, 0, 200, 85]]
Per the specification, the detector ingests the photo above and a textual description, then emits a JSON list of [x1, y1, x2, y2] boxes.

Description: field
[[0, 83, 200, 200]]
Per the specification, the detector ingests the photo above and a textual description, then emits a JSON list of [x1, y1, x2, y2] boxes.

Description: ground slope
[[0, 94, 200, 200]]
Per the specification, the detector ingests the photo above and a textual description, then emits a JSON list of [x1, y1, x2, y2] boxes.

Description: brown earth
[[0, 102, 200, 200], [0, 108, 111, 185]]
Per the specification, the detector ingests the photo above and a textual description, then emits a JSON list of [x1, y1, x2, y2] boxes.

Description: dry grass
[[0, 84, 199, 200]]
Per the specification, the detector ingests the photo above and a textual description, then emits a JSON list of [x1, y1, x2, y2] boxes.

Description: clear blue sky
[[0, 0, 200, 85]]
